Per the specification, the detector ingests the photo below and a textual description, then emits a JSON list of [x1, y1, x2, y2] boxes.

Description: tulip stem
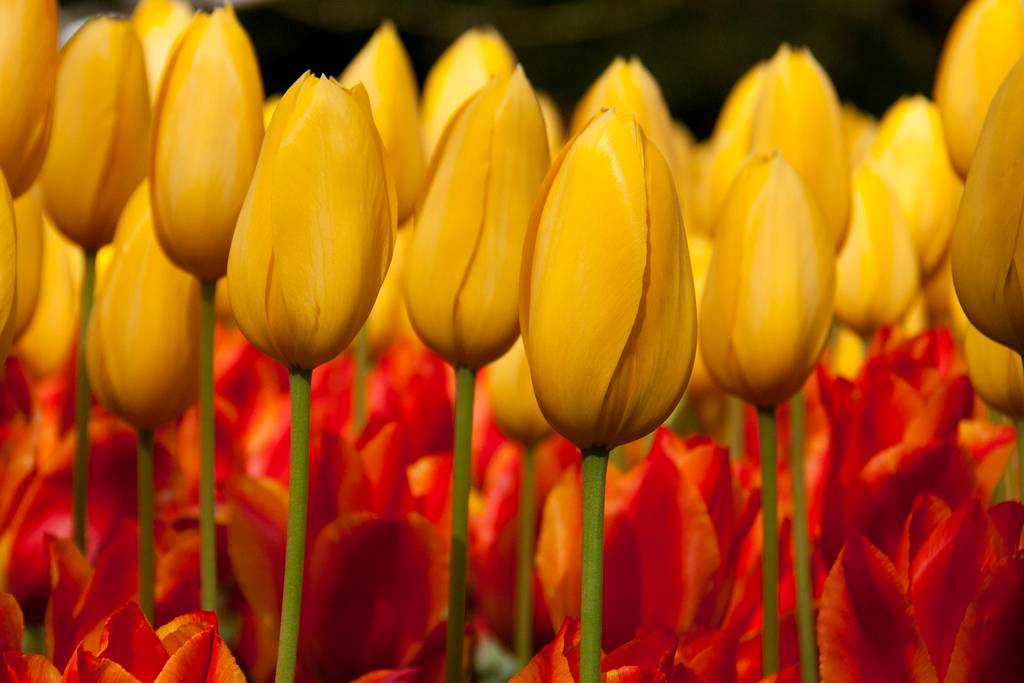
[[515, 443, 537, 665], [580, 447, 608, 683], [137, 429, 155, 624], [758, 406, 779, 676], [72, 249, 96, 553], [353, 326, 369, 434], [199, 279, 218, 614], [275, 367, 312, 683], [790, 393, 818, 683], [445, 366, 476, 683]]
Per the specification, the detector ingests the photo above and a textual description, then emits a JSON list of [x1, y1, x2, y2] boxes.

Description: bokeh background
[[57, 0, 965, 137]]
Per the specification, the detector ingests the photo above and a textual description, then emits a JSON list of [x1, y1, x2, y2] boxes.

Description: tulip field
[[1, 0, 1023, 682]]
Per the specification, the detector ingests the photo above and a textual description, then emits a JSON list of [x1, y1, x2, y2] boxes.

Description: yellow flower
[[964, 323, 1024, 418], [228, 74, 396, 370], [86, 183, 199, 430], [12, 187, 44, 339], [340, 21, 425, 224], [0, 0, 57, 198], [520, 109, 697, 449], [701, 152, 835, 407], [263, 95, 281, 129], [40, 17, 150, 250], [901, 292, 929, 337], [0, 174, 16, 365], [150, 6, 264, 281], [934, 0, 1024, 178], [688, 234, 718, 398], [868, 95, 962, 276], [15, 217, 81, 379], [951, 59, 1024, 354], [682, 141, 715, 238], [130, 0, 193, 101], [835, 165, 919, 337], [840, 103, 877, 170], [405, 66, 549, 369], [420, 27, 515, 154], [487, 338, 551, 447], [829, 325, 866, 380], [366, 223, 415, 360], [537, 92, 565, 158]]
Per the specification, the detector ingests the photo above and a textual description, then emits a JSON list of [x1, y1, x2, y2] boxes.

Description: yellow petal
[[537, 92, 565, 158], [12, 187, 44, 339], [0, 175, 15, 366], [964, 323, 1024, 418], [486, 338, 551, 446], [130, 0, 193, 101]]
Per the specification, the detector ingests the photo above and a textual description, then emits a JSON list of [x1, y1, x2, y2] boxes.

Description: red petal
[[894, 494, 951, 586], [0, 653, 60, 683], [97, 603, 168, 683], [0, 593, 24, 654], [151, 623, 244, 683], [602, 626, 677, 680], [62, 647, 140, 683], [346, 670, 418, 683], [154, 614, 217, 657], [672, 629, 738, 683], [510, 619, 576, 683], [988, 502, 1024, 554]]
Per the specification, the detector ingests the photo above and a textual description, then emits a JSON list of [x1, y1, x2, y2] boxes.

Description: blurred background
[[56, 0, 965, 137]]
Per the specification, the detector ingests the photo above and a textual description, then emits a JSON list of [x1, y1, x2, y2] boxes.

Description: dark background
[[57, 0, 966, 138]]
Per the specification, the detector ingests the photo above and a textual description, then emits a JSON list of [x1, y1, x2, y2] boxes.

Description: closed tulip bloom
[[150, 6, 264, 281], [537, 92, 565, 158], [130, 0, 193, 101], [366, 223, 415, 359], [228, 73, 396, 370], [86, 183, 199, 430], [0, 175, 16, 365], [841, 103, 877, 169], [952, 59, 1024, 354], [701, 152, 835, 407], [688, 234, 718, 397], [40, 17, 149, 250], [0, 0, 57, 198], [15, 219, 81, 378], [487, 338, 551, 447], [520, 109, 697, 448], [935, 0, 1024, 177], [405, 66, 549, 369], [263, 95, 282, 129], [868, 96, 962, 276], [420, 27, 515, 154], [964, 324, 1024, 418], [12, 188, 44, 339], [340, 22, 425, 223], [829, 325, 866, 380], [835, 165, 919, 337]]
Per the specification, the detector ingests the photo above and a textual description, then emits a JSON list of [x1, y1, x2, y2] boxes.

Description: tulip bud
[[405, 66, 549, 369], [40, 17, 150, 250], [12, 188, 44, 339], [86, 183, 199, 429], [520, 109, 697, 448], [951, 59, 1024, 354], [130, 0, 193, 101], [340, 22, 425, 223], [901, 293, 929, 337], [0, 174, 16, 365], [683, 141, 715, 238], [701, 152, 835, 407], [841, 103, 877, 170], [366, 224, 415, 359], [487, 338, 551, 447], [934, 0, 1024, 177], [0, 0, 57, 198], [421, 27, 515, 154], [228, 74, 396, 370], [829, 325, 866, 380], [15, 219, 81, 378], [150, 6, 264, 281], [964, 323, 1024, 419], [868, 96, 962, 277], [835, 165, 919, 337], [687, 236, 721, 399], [537, 92, 565, 158], [263, 96, 281, 129]]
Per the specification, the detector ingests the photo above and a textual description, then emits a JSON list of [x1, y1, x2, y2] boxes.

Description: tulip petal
[[152, 622, 244, 683], [97, 603, 168, 683], [0, 593, 23, 654]]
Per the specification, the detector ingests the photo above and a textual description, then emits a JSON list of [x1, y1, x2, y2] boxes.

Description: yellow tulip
[[340, 22, 425, 224], [537, 92, 565, 158], [570, 57, 677, 173], [868, 96, 962, 276], [520, 109, 697, 448], [150, 6, 264, 281], [964, 323, 1024, 418], [901, 293, 929, 337], [263, 95, 281, 129], [86, 183, 199, 430], [487, 338, 551, 447], [130, 0, 193, 101], [405, 66, 549, 369], [948, 272, 969, 343], [0, 174, 16, 365], [40, 17, 150, 250], [830, 325, 866, 380], [841, 103, 877, 169], [923, 248, 955, 330], [15, 218, 81, 379], [228, 74, 396, 370], [951, 59, 1024, 354], [420, 27, 515, 154], [688, 234, 717, 397], [12, 187, 44, 339], [701, 152, 835, 407], [683, 141, 715, 238], [835, 165, 919, 337], [366, 223, 415, 359], [934, 0, 1024, 178], [0, 0, 57, 198]]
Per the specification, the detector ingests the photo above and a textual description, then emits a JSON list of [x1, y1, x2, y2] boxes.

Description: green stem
[[758, 406, 779, 676], [199, 279, 217, 613], [790, 393, 817, 683], [580, 447, 609, 683], [137, 429, 155, 624], [514, 444, 537, 665], [73, 249, 96, 552], [274, 367, 312, 683], [353, 326, 369, 434], [444, 367, 476, 683]]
